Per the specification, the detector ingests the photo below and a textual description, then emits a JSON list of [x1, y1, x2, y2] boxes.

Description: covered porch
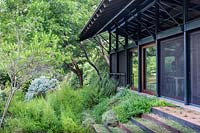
[[80, 0, 200, 106]]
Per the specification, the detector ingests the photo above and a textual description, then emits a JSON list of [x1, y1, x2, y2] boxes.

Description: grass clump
[[4, 87, 87, 132]]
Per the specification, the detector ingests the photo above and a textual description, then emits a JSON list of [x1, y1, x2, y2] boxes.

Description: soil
[[153, 106, 200, 126]]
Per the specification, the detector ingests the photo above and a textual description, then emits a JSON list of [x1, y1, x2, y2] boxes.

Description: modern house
[[80, 0, 200, 106]]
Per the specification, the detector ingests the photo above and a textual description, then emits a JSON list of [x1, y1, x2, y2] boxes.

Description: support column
[[125, 35, 129, 85], [138, 45, 142, 92], [155, 0, 161, 97], [109, 31, 112, 78], [156, 41, 160, 97], [116, 30, 119, 79], [183, 0, 190, 105], [137, 13, 142, 92]]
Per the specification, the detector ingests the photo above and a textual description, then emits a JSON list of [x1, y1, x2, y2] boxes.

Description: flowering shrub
[[25, 76, 58, 101]]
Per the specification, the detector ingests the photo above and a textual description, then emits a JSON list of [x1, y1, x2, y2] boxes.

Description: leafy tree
[[0, 0, 109, 127], [0, 0, 61, 126]]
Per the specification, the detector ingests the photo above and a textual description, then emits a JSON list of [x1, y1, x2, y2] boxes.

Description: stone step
[[92, 111, 196, 133], [117, 123, 132, 133], [92, 124, 112, 133], [123, 121, 144, 133], [107, 126, 123, 133], [141, 114, 181, 133], [152, 107, 199, 133], [130, 117, 155, 133], [149, 113, 196, 133]]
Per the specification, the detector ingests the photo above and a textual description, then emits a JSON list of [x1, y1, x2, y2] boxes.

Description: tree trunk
[[77, 72, 83, 87], [71, 59, 84, 88], [0, 89, 15, 128], [80, 42, 102, 80], [64, 59, 84, 88], [98, 45, 110, 67], [97, 37, 110, 67]]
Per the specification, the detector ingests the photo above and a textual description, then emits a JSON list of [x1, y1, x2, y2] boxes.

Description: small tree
[[0, 31, 60, 127]]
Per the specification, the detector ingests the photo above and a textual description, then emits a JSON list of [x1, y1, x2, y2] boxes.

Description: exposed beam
[[135, 17, 155, 38], [157, 2, 180, 26], [95, 0, 144, 36]]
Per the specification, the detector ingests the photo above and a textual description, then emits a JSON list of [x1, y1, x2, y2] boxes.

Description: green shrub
[[5, 86, 87, 132], [92, 98, 110, 123], [0, 69, 10, 86], [49, 88, 83, 120], [3, 81, 170, 132], [61, 111, 86, 133], [112, 91, 170, 123], [67, 72, 80, 89], [7, 98, 61, 132], [94, 75, 118, 97], [81, 111, 96, 127], [80, 87, 102, 109], [102, 110, 118, 126]]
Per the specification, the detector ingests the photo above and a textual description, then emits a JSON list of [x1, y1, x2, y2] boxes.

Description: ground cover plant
[[0, 75, 170, 132]]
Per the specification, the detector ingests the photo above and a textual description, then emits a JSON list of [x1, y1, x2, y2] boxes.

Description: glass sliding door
[[142, 44, 157, 95], [190, 31, 200, 105], [160, 36, 184, 101]]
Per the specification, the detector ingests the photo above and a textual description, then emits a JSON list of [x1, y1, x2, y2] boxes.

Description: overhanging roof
[[80, 0, 200, 41], [80, 0, 133, 41]]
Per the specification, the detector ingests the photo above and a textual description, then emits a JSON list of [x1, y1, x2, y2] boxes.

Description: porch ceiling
[[80, 0, 200, 41]]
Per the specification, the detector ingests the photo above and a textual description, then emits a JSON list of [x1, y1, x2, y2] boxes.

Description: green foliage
[[7, 99, 60, 131], [67, 72, 81, 89], [47, 85, 84, 120], [3, 81, 171, 131], [0, 98, 4, 112], [102, 110, 118, 126], [5, 86, 88, 132], [90, 74, 118, 97], [61, 112, 85, 133], [91, 98, 110, 123], [0, 0, 112, 131], [67, 72, 118, 110], [81, 112, 95, 127], [0, 69, 10, 87], [112, 92, 170, 123], [84, 88, 170, 124], [81, 87, 101, 109]]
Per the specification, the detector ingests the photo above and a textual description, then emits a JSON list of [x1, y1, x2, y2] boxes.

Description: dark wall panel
[[110, 51, 127, 86], [111, 53, 117, 73], [118, 51, 126, 86]]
